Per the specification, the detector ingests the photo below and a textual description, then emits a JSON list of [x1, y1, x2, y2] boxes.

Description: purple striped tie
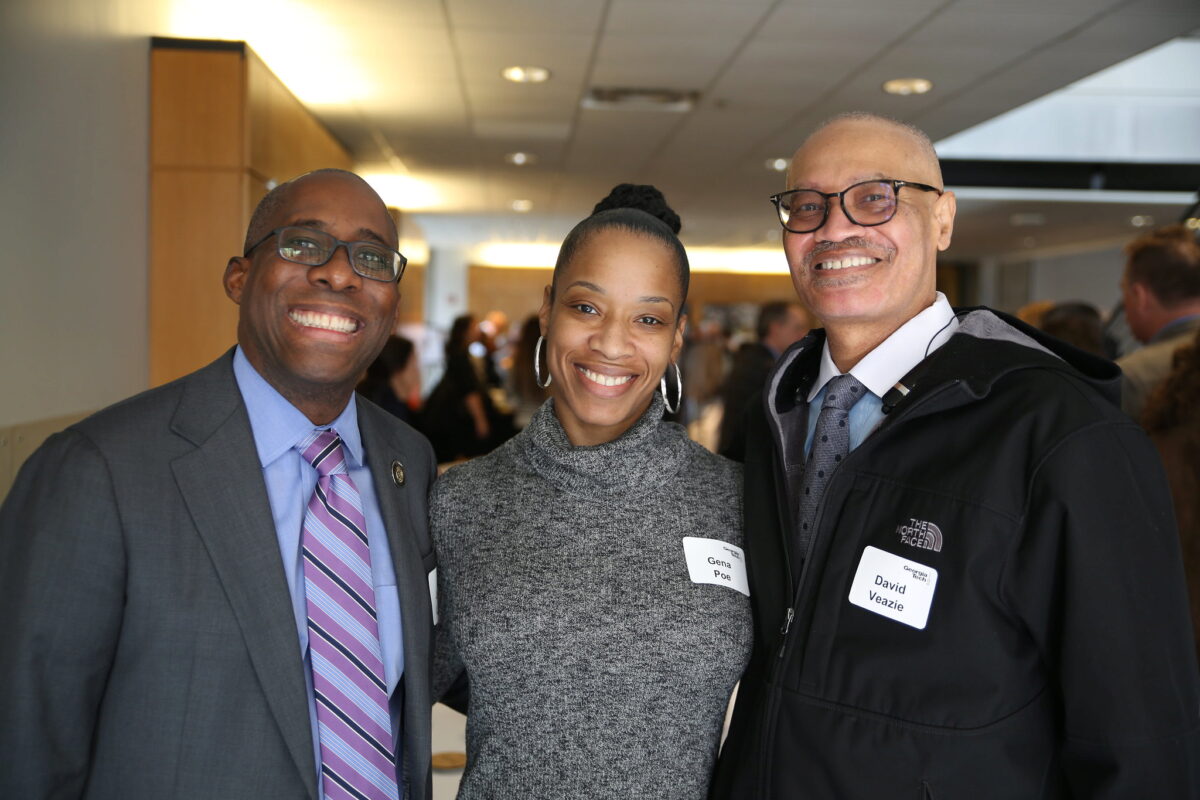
[[298, 430, 399, 800]]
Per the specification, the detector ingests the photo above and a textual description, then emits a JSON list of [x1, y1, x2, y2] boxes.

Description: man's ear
[[224, 256, 249, 304], [934, 190, 956, 252], [1127, 280, 1152, 315]]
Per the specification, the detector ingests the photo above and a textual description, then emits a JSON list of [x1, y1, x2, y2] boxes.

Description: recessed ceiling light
[[882, 78, 933, 96], [765, 158, 789, 172], [511, 199, 533, 212], [1186, 217, 1200, 231], [502, 65, 550, 84], [1130, 214, 1155, 228], [505, 151, 537, 166]]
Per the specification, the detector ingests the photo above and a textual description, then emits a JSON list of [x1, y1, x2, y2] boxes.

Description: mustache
[[803, 238, 893, 270]]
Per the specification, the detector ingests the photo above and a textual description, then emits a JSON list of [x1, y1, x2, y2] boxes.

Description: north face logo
[[897, 518, 943, 552]]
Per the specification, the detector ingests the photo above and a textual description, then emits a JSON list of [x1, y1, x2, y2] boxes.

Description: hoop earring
[[534, 335, 552, 389], [660, 361, 682, 414]]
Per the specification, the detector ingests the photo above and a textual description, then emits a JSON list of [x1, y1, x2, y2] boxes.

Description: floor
[[431, 703, 467, 799]]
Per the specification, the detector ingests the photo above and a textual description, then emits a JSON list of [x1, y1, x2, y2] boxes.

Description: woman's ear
[[671, 313, 687, 363], [538, 285, 552, 336]]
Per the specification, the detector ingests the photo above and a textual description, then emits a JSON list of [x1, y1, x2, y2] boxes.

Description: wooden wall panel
[[468, 267, 553, 329], [149, 169, 246, 384], [246, 49, 352, 182], [398, 263, 426, 325], [150, 39, 352, 386], [150, 48, 244, 168]]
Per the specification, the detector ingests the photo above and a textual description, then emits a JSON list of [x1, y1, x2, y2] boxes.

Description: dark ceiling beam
[[942, 159, 1200, 193]]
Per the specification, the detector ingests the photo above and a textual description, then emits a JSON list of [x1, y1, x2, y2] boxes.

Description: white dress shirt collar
[[808, 292, 959, 402]]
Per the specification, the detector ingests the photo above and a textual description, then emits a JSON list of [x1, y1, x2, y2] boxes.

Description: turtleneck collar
[[517, 391, 691, 496]]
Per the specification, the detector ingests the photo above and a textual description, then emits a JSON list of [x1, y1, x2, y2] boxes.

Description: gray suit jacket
[[0, 351, 437, 799]]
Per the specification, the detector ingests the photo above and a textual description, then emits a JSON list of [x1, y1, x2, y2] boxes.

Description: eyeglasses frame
[[243, 225, 407, 283], [769, 179, 944, 234]]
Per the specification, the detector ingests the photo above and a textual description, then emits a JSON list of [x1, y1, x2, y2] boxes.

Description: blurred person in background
[[508, 314, 550, 429], [431, 184, 750, 799], [1038, 301, 1106, 356], [359, 335, 423, 429], [717, 300, 811, 460], [1142, 326, 1200, 663], [423, 314, 514, 462], [1118, 224, 1200, 419], [1016, 298, 1055, 329]]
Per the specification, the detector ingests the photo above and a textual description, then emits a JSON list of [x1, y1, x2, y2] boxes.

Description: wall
[[0, 2, 151, 496], [1029, 245, 1125, 314], [0, 3, 150, 429]]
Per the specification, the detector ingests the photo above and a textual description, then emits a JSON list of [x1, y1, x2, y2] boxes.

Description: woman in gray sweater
[[431, 184, 751, 799]]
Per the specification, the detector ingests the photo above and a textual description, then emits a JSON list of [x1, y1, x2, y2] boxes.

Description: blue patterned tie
[[298, 429, 399, 800], [796, 373, 866, 559]]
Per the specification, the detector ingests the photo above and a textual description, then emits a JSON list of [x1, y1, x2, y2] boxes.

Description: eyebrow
[[564, 281, 676, 311], [287, 219, 390, 246]]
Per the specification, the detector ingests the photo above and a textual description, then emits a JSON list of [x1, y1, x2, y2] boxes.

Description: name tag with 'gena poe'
[[848, 546, 938, 629], [682, 537, 750, 596]]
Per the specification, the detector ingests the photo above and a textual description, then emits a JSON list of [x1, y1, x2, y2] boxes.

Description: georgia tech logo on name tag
[[896, 517, 943, 552], [681, 537, 750, 596], [848, 546, 938, 629]]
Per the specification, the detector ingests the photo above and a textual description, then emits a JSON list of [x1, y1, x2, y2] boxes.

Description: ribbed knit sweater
[[431, 394, 751, 799]]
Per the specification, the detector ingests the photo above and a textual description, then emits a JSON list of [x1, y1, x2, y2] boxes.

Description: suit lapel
[[169, 355, 318, 799], [360, 403, 433, 794]]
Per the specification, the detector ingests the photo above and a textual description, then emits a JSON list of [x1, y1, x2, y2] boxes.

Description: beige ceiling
[[301, 0, 1200, 254]]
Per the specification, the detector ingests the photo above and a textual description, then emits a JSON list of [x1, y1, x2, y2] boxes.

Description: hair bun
[[592, 183, 681, 235]]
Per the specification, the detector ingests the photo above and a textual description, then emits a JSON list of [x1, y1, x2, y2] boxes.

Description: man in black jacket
[[711, 112, 1200, 798]]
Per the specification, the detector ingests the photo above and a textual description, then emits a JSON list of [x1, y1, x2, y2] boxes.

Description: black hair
[[551, 183, 689, 310], [359, 336, 415, 395], [445, 314, 476, 358]]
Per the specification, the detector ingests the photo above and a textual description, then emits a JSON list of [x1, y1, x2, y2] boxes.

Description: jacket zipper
[[757, 381, 960, 793]]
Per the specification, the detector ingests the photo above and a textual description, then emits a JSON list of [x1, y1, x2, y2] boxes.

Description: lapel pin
[[391, 460, 406, 487]]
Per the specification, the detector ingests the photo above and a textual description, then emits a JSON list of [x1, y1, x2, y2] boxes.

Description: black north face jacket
[[711, 309, 1200, 799]]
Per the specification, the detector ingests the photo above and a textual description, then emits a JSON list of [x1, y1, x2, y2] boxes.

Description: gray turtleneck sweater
[[431, 394, 751, 799]]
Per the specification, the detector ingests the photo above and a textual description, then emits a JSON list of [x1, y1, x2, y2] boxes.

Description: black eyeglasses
[[770, 179, 943, 234], [244, 226, 407, 283]]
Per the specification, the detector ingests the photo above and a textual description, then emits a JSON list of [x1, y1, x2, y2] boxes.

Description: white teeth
[[579, 366, 634, 387], [289, 310, 357, 333], [817, 256, 877, 271]]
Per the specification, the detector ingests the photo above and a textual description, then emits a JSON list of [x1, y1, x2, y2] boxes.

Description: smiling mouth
[[289, 309, 360, 333], [815, 255, 880, 271], [577, 365, 635, 387]]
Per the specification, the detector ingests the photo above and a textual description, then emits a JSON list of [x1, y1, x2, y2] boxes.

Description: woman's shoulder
[[675, 432, 743, 487]]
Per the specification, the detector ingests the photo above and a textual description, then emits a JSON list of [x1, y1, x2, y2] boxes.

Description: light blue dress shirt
[[232, 347, 404, 787], [805, 293, 959, 457]]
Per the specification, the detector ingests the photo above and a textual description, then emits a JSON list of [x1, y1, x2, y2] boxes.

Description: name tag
[[428, 567, 438, 626], [682, 537, 750, 597], [848, 546, 937, 629]]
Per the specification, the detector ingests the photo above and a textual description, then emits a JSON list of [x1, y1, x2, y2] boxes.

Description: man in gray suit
[[0, 169, 437, 799]]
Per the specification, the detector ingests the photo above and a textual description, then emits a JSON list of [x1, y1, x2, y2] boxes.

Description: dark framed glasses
[[244, 225, 407, 283], [770, 179, 943, 234]]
